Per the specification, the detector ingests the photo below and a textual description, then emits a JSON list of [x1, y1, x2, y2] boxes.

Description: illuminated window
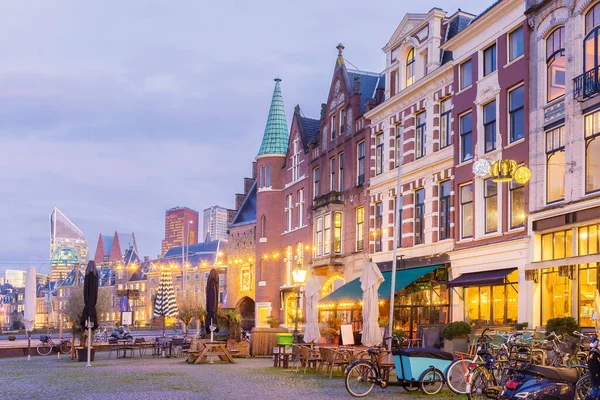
[[510, 179, 525, 229], [334, 212, 342, 254], [315, 216, 323, 256], [375, 202, 383, 252], [541, 229, 573, 261], [460, 183, 473, 238], [541, 267, 572, 324], [356, 207, 364, 251], [579, 264, 599, 327], [546, 126, 565, 203], [579, 224, 600, 256], [406, 48, 415, 87], [547, 27, 565, 102], [484, 178, 498, 234], [323, 214, 331, 255]]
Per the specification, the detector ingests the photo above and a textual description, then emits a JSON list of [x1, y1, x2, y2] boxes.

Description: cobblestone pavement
[[0, 353, 460, 400]]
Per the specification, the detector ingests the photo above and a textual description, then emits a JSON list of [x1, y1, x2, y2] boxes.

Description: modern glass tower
[[50, 207, 89, 263]]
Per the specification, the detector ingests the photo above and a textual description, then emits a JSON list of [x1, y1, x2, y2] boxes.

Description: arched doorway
[[236, 296, 255, 330]]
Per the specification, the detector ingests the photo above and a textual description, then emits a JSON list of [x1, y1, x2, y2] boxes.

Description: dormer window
[[406, 48, 416, 87]]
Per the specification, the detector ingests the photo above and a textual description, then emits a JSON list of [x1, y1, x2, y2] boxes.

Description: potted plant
[[266, 316, 280, 328], [77, 331, 96, 362], [323, 328, 339, 344], [546, 317, 580, 337], [324, 316, 342, 344], [442, 321, 471, 354]]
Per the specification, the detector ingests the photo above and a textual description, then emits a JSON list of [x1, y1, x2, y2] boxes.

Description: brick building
[[93, 231, 138, 264], [161, 207, 199, 256]]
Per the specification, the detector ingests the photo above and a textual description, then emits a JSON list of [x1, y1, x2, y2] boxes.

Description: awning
[[319, 264, 442, 305], [447, 268, 516, 288]]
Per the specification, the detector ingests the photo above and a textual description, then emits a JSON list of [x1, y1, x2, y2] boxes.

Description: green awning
[[319, 265, 441, 306]]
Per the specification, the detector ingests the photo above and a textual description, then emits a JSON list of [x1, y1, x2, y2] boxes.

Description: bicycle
[[37, 335, 72, 356], [93, 327, 108, 343]]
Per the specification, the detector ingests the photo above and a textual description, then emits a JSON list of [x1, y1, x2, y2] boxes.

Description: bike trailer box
[[392, 348, 453, 381]]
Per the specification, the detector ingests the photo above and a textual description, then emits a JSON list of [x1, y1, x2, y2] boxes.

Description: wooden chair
[[319, 348, 350, 379], [298, 345, 320, 374]]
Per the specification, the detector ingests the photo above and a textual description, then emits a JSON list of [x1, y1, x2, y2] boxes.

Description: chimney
[[251, 161, 258, 179], [353, 76, 360, 94], [244, 177, 254, 195], [365, 98, 377, 112], [320, 103, 327, 120], [235, 193, 245, 210]]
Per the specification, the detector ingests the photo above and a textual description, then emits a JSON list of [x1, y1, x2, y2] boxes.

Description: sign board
[[340, 324, 354, 346], [121, 311, 133, 326]]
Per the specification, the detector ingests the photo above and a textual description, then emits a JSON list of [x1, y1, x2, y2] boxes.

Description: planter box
[[442, 338, 468, 354], [76, 347, 95, 362]]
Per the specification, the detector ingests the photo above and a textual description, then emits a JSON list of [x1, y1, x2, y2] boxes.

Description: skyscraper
[[50, 207, 89, 263], [203, 206, 231, 242], [4, 270, 27, 288], [161, 207, 199, 256]]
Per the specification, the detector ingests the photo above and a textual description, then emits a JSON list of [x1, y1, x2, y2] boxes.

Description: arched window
[[406, 48, 416, 87], [261, 215, 266, 238], [547, 27, 565, 102], [265, 166, 271, 187], [586, 4, 600, 73], [259, 166, 264, 188]]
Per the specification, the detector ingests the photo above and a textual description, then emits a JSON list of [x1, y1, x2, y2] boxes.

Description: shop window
[[584, 111, 600, 193], [510, 179, 525, 229], [509, 26, 524, 62], [579, 224, 600, 256], [440, 99, 451, 149], [374, 202, 383, 252], [334, 212, 342, 254], [547, 27, 565, 102], [415, 112, 426, 159], [509, 85, 525, 142], [460, 59, 472, 90], [483, 101, 496, 153], [394, 125, 403, 167], [483, 43, 497, 76], [375, 133, 384, 175], [439, 180, 451, 240], [484, 178, 498, 234], [585, 5, 600, 74], [323, 213, 331, 255], [406, 47, 415, 87], [579, 263, 599, 327], [541, 267, 573, 324], [357, 141, 365, 185], [460, 112, 473, 162], [460, 183, 473, 238], [464, 270, 518, 327], [541, 229, 573, 261], [414, 188, 425, 245], [546, 126, 565, 203], [356, 206, 364, 251]]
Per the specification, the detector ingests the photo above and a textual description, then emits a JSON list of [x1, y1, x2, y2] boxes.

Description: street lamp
[[291, 266, 307, 343]]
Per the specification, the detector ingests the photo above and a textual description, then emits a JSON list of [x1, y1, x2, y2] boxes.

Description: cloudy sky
[[0, 0, 485, 275]]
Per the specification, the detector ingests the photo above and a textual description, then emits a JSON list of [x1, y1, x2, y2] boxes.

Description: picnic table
[[186, 341, 235, 364]]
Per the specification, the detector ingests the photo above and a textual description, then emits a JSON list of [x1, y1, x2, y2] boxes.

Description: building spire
[[257, 78, 289, 157], [336, 43, 345, 66]]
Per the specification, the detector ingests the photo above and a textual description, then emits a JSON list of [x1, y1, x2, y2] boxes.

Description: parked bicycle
[[36, 335, 72, 356], [93, 327, 108, 343]]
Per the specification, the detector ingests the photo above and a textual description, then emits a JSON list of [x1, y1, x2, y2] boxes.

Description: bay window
[[324, 214, 331, 255]]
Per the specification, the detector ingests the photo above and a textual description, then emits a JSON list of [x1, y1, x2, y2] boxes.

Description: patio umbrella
[[361, 261, 384, 347], [303, 274, 321, 343], [154, 270, 178, 336], [23, 266, 36, 361], [80, 261, 98, 367], [206, 269, 220, 340]]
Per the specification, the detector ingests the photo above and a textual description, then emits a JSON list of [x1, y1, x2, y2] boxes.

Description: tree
[[177, 294, 205, 336], [63, 287, 112, 346]]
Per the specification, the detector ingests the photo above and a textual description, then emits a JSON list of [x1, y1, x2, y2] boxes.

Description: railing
[[312, 191, 343, 209], [574, 68, 600, 101]]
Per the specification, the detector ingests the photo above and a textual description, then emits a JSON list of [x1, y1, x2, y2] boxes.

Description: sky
[[0, 0, 485, 276]]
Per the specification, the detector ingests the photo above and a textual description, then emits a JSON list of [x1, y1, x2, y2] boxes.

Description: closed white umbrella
[[24, 266, 36, 361], [303, 275, 321, 343], [361, 261, 384, 347]]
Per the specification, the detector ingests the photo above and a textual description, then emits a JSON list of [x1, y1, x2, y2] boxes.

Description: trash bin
[[276, 333, 293, 347]]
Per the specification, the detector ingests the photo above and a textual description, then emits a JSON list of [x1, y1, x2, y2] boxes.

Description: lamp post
[[291, 266, 307, 343]]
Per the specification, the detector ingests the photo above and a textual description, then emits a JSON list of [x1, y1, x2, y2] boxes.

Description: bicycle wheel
[[446, 358, 473, 394], [345, 361, 378, 398], [469, 367, 490, 400], [576, 374, 590, 400], [37, 342, 52, 356], [60, 341, 72, 354], [419, 368, 444, 395]]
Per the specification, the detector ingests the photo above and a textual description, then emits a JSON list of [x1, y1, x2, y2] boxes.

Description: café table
[[188, 341, 235, 364]]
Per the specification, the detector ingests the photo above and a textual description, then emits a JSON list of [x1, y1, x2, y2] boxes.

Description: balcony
[[312, 191, 343, 209], [574, 68, 600, 101]]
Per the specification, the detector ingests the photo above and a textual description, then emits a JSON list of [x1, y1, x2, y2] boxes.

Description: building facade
[[203, 205, 231, 242], [4, 270, 26, 288], [50, 207, 89, 263], [93, 231, 138, 264], [161, 206, 199, 256]]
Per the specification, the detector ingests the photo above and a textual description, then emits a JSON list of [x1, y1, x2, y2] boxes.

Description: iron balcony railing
[[574, 67, 600, 101]]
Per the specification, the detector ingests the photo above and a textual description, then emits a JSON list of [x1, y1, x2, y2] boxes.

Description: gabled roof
[[230, 181, 257, 227], [383, 13, 428, 51], [101, 235, 113, 256], [257, 78, 289, 157], [123, 248, 140, 265], [295, 106, 320, 152], [163, 240, 221, 258], [469, 0, 503, 24], [59, 268, 84, 287], [98, 267, 115, 287], [347, 70, 385, 114], [117, 232, 136, 253]]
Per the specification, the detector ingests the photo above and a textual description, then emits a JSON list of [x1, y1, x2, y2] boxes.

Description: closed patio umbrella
[[154, 269, 178, 337], [303, 275, 321, 343], [23, 266, 36, 361], [81, 261, 98, 366], [206, 269, 219, 340], [361, 261, 384, 347]]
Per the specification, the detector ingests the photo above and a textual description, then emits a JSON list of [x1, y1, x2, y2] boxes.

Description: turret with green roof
[[257, 78, 289, 157]]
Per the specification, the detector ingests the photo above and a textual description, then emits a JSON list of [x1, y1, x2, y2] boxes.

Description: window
[[286, 194, 293, 232], [395, 196, 403, 248], [375, 133, 384, 175], [547, 27, 565, 102], [579, 223, 600, 256], [330, 157, 336, 191], [340, 109, 346, 135], [546, 126, 565, 203], [265, 166, 271, 187], [356, 206, 364, 251], [586, 5, 600, 75], [460, 112, 473, 162], [541, 267, 573, 324], [483, 43, 497, 76], [406, 48, 415, 87], [374, 202, 383, 252], [291, 138, 300, 182], [297, 189, 304, 227], [390, 70, 398, 96], [579, 264, 598, 327], [440, 99, 451, 149], [315, 216, 323, 256], [338, 152, 344, 191], [313, 167, 320, 198], [395, 125, 403, 167], [509, 179, 525, 229], [584, 111, 600, 193], [460, 183, 473, 238], [334, 212, 342, 253], [541, 229, 573, 260], [357, 141, 365, 185], [483, 101, 496, 153], [324, 214, 331, 255], [484, 178, 498, 233], [331, 115, 337, 140], [439, 180, 451, 240], [509, 86, 525, 142], [415, 112, 426, 159], [414, 188, 425, 245], [259, 166, 264, 188], [460, 60, 472, 89], [261, 215, 266, 238], [464, 270, 518, 327], [509, 26, 524, 61]]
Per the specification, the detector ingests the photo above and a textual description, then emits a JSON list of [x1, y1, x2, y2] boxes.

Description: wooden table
[[187, 341, 235, 364]]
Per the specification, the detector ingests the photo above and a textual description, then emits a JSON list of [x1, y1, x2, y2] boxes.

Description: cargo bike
[[345, 345, 454, 397]]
